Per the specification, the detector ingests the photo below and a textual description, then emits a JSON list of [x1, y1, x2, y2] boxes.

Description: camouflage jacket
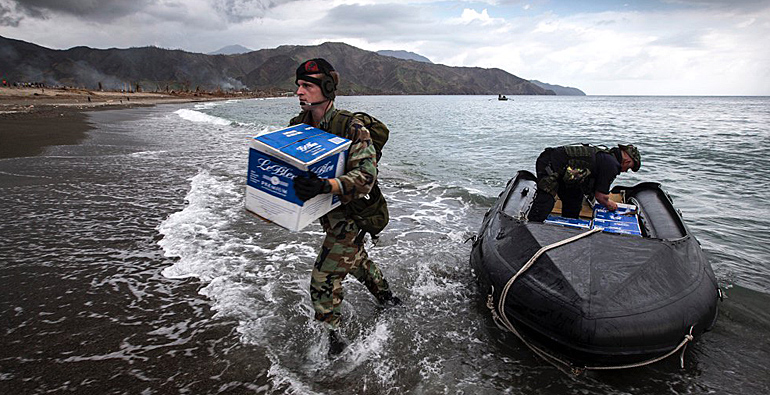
[[289, 105, 377, 205]]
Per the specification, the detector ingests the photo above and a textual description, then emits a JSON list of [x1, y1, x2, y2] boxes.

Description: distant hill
[[0, 35, 556, 95], [208, 44, 253, 55], [530, 80, 586, 96], [376, 50, 432, 64]]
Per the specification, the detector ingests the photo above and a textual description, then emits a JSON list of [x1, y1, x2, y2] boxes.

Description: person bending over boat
[[289, 58, 401, 355], [528, 144, 641, 222]]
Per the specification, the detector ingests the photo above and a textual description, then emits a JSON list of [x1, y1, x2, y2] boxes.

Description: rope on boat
[[489, 226, 697, 375], [583, 326, 695, 371]]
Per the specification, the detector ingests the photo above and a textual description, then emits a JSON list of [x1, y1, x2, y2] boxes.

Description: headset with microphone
[[296, 59, 338, 106], [299, 98, 328, 107]]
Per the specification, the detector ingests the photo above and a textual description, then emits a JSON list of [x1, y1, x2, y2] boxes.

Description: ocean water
[[1, 95, 769, 394]]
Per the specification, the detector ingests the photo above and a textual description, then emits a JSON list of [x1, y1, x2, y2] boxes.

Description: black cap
[[296, 58, 335, 83], [295, 58, 337, 100]]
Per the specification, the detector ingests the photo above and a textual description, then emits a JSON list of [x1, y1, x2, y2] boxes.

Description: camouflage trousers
[[310, 211, 391, 329]]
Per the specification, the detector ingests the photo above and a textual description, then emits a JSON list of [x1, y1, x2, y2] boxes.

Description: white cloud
[[460, 7, 770, 95], [455, 8, 494, 25], [1, 0, 769, 95]]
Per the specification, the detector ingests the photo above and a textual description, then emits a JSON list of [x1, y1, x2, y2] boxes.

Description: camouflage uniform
[[290, 105, 392, 328]]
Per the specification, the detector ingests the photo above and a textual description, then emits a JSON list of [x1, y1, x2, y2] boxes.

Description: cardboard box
[[544, 215, 592, 229], [552, 192, 623, 219], [552, 196, 594, 219], [544, 199, 642, 236], [593, 202, 642, 236], [245, 124, 351, 231]]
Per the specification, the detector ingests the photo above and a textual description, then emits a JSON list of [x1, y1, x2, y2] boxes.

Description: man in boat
[[528, 144, 641, 222], [289, 58, 401, 355]]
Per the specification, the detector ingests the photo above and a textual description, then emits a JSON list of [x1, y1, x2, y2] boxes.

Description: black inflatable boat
[[470, 170, 720, 371]]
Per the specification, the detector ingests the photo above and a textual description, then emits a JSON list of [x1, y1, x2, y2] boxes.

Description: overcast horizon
[[1, 0, 769, 96]]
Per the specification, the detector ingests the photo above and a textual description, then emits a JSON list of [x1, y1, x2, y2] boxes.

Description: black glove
[[293, 172, 332, 201]]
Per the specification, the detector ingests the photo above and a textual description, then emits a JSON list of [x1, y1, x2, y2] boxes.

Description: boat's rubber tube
[[470, 171, 719, 366]]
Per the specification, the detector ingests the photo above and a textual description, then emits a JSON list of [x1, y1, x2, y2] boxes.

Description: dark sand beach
[[1, 107, 93, 159], [0, 86, 255, 159]]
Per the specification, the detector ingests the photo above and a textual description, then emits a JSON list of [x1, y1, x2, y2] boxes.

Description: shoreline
[[0, 87, 264, 159]]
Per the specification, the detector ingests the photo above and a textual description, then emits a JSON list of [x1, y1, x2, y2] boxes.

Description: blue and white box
[[593, 202, 642, 236], [544, 215, 592, 229], [245, 124, 351, 231]]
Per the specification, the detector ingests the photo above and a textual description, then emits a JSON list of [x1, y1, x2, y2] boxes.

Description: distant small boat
[[470, 170, 720, 372], [498, 94, 509, 101]]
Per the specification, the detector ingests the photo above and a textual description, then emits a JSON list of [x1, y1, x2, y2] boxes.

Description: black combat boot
[[377, 290, 402, 307], [328, 330, 348, 356]]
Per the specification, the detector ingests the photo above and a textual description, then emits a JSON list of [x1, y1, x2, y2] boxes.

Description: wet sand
[[0, 87, 257, 159], [0, 107, 94, 159]]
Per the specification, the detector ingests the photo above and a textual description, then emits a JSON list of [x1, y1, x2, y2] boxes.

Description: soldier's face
[[296, 75, 325, 110], [620, 151, 635, 172]]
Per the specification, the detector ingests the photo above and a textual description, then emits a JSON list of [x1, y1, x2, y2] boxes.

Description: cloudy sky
[[1, 0, 769, 95]]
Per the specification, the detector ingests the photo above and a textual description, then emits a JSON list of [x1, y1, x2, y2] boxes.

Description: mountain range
[[529, 80, 585, 96], [1, 35, 582, 96], [376, 50, 433, 64], [208, 44, 253, 56]]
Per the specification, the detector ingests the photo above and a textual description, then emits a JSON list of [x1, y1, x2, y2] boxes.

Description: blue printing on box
[[284, 135, 349, 164], [247, 148, 344, 206], [545, 215, 592, 229], [544, 206, 642, 236], [594, 208, 636, 221], [593, 218, 642, 235], [255, 124, 349, 165], [255, 124, 317, 150], [593, 206, 642, 235]]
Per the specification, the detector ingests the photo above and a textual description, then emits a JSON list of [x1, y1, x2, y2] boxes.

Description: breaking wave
[[174, 109, 232, 126]]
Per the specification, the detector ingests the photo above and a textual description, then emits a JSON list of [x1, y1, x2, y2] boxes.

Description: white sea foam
[[251, 125, 274, 137], [266, 362, 323, 395], [155, 157, 479, 391], [157, 168, 317, 338], [129, 150, 167, 158], [158, 169, 245, 281], [339, 322, 392, 373], [174, 109, 232, 126], [0, 170, 52, 179], [193, 102, 218, 110]]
